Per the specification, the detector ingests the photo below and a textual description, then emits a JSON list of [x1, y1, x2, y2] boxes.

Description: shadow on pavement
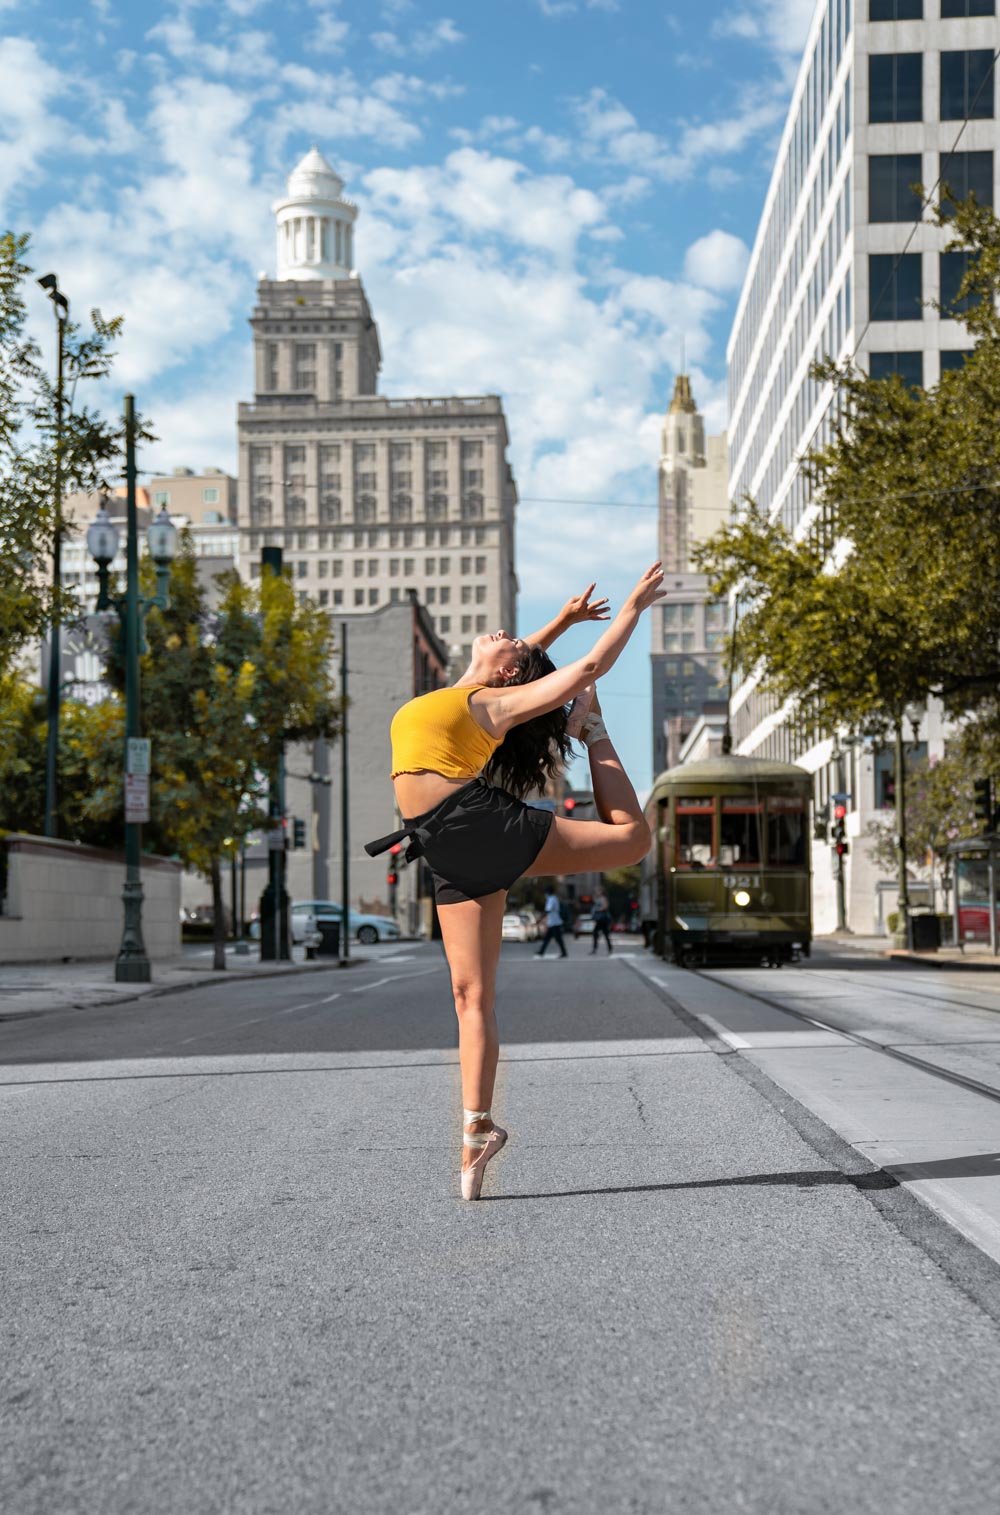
[[485, 1166, 901, 1202]]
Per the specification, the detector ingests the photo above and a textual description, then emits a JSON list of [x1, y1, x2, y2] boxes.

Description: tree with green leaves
[[696, 193, 1000, 739], [90, 542, 339, 968]]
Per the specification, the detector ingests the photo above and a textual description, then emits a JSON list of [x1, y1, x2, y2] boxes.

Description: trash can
[[316, 919, 341, 956], [910, 912, 941, 952]]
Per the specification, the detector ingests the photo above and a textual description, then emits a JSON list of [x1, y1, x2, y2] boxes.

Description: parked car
[[502, 912, 532, 942], [292, 901, 401, 945], [247, 907, 322, 947], [573, 913, 595, 939]]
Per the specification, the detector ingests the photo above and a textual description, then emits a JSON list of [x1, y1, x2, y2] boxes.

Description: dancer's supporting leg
[[437, 889, 508, 1172], [526, 690, 650, 878]]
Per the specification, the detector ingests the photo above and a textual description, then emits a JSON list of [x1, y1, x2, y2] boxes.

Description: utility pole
[[340, 622, 350, 964], [116, 396, 151, 983], [39, 276, 68, 838], [259, 546, 290, 961], [893, 720, 910, 951]]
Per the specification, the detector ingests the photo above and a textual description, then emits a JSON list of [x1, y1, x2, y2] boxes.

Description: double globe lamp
[[86, 500, 179, 607]]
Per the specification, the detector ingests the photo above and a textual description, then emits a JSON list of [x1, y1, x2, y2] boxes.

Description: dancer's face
[[475, 629, 528, 685]]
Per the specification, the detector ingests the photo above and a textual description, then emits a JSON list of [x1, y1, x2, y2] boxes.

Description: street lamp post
[[87, 395, 177, 983], [37, 273, 69, 839]]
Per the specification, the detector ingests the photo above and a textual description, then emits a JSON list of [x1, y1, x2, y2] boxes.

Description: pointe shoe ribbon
[[460, 1125, 508, 1201]]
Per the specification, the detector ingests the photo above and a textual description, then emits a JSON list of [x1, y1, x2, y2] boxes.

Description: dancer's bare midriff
[[392, 770, 476, 819]]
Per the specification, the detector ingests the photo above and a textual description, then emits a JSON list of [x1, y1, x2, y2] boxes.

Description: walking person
[[591, 889, 613, 954], [536, 887, 569, 958], [366, 567, 664, 1199]]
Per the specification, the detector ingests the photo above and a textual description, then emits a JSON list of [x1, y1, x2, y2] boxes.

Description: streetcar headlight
[[733, 889, 751, 908]]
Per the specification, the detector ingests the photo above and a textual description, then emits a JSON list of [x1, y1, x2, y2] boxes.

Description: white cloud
[[146, 14, 275, 77], [683, 229, 750, 292], [0, 38, 66, 208], [313, 11, 350, 52], [371, 18, 464, 56], [575, 84, 785, 184], [712, 0, 816, 69]]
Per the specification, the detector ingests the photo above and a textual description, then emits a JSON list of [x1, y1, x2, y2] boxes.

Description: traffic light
[[563, 797, 576, 813], [292, 817, 306, 849], [813, 802, 829, 843], [386, 871, 398, 888], [974, 777, 993, 828], [832, 800, 848, 856]]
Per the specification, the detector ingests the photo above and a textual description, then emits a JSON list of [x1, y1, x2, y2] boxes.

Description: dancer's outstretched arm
[[521, 583, 610, 650], [476, 564, 665, 736]]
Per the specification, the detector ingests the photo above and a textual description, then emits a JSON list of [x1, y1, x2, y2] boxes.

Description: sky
[[1, 0, 817, 790]]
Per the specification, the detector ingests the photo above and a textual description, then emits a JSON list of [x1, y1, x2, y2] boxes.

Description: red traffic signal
[[389, 842, 403, 856], [386, 871, 398, 887], [563, 797, 576, 812], [833, 803, 847, 821]]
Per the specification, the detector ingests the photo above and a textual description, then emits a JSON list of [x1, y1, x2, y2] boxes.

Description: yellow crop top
[[390, 685, 501, 780]]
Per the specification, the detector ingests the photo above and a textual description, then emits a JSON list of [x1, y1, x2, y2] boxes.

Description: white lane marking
[[697, 1013, 752, 1050], [277, 992, 342, 1014], [349, 967, 442, 993], [377, 952, 416, 962]]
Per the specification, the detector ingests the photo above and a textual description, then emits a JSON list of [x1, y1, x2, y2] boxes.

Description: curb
[[0, 956, 369, 1017], [818, 940, 1000, 973]]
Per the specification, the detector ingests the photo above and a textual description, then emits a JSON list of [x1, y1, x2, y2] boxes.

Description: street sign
[[125, 773, 150, 824], [267, 827, 285, 851], [127, 737, 151, 776]]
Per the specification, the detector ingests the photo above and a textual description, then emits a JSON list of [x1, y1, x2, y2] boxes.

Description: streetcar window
[[676, 798, 714, 866], [767, 807, 806, 866], [719, 797, 762, 865]]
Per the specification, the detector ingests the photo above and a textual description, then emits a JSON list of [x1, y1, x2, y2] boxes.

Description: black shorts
[[365, 779, 554, 906]]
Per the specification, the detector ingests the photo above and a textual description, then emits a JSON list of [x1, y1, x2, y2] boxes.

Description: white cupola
[[272, 146, 358, 281]]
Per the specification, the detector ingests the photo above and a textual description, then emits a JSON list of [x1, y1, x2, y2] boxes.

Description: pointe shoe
[[566, 685, 595, 740], [460, 1125, 508, 1201]]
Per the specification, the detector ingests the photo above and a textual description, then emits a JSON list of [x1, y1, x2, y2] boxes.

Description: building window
[[462, 494, 484, 520], [390, 496, 413, 522], [681, 604, 696, 627], [286, 497, 307, 526], [318, 561, 328, 578], [368, 558, 378, 577], [427, 494, 448, 521], [440, 586, 451, 604], [426, 586, 437, 603], [425, 557, 436, 573], [296, 560, 307, 579], [293, 343, 316, 392], [475, 556, 486, 574], [403, 558, 414, 575], [663, 634, 680, 651], [154, 491, 170, 506], [355, 497, 376, 524], [870, 0, 921, 12], [320, 495, 341, 524], [353, 560, 364, 578], [368, 589, 379, 605], [333, 589, 344, 606], [941, 51, 996, 120], [354, 589, 365, 606], [461, 615, 472, 633], [320, 444, 341, 466], [940, 349, 972, 373], [868, 155, 923, 222], [427, 440, 447, 462], [250, 498, 272, 526], [475, 586, 486, 604], [202, 487, 220, 504], [319, 589, 329, 606], [870, 351, 924, 387], [461, 585, 473, 604], [940, 251, 977, 315], [869, 253, 922, 320], [941, 0, 993, 14], [354, 442, 375, 464], [439, 615, 451, 633], [475, 615, 487, 632], [940, 151, 994, 214], [869, 54, 922, 122]]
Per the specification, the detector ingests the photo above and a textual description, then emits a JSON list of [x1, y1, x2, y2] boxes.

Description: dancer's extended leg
[[526, 690, 650, 876]]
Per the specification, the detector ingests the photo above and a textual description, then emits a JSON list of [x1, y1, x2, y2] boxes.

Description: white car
[[293, 901, 401, 945], [502, 912, 531, 942]]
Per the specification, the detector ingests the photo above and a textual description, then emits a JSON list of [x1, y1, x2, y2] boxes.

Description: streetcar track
[[799, 964, 1000, 1017], [693, 965, 1000, 1110]]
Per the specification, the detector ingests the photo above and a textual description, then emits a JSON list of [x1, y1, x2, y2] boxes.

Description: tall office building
[[237, 148, 519, 664], [650, 375, 730, 774], [726, 0, 996, 929]]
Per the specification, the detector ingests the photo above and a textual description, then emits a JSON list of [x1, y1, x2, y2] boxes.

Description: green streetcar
[[640, 755, 813, 967]]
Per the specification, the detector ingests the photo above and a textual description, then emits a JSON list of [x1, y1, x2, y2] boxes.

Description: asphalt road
[[5, 940, 1000, 1514]]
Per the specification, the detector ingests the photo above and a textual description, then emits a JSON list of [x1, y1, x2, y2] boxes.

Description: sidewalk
[[817, 932, 1000, 972], [0, 946, 349, 1016]]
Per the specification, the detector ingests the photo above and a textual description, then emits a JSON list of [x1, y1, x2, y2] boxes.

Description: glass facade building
[[725, 0, 997, 927]]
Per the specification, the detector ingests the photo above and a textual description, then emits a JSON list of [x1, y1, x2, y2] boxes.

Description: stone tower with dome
[[237, 147, 518, 649]]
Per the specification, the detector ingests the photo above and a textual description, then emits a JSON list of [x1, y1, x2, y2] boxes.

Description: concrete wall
[[0, 835, 182, 963]]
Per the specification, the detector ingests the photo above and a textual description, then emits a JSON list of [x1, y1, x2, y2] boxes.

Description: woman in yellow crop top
[[366, 563, 665, 1199]]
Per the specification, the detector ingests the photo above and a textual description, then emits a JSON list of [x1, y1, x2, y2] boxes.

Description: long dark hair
[[482, 645, 572, 799]]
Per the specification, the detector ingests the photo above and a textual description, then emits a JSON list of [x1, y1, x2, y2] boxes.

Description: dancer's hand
[[626, 562, 666, 613], [561, 583, 610, 626]]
